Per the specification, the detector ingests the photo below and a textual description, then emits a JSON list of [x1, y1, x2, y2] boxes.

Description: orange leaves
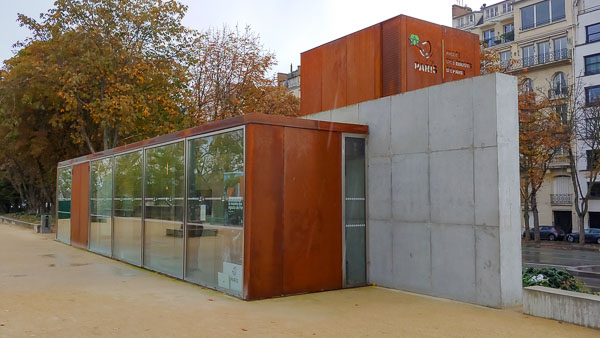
[[519, 85, 568, 198]]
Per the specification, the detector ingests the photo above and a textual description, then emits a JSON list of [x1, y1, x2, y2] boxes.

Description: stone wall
[[303, 73, 522, 308]]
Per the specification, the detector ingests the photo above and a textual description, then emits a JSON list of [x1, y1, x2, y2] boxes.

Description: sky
[[0, 0, 487, 74]]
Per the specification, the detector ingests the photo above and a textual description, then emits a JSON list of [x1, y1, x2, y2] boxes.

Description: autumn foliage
[[0, 0, 299, 213], [518, 87, 568, 240]]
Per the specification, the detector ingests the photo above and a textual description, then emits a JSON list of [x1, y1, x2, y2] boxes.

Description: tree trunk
[[523, 197, 531, 240], [579, 211, 586, 245], [532, 192, 541, 243]]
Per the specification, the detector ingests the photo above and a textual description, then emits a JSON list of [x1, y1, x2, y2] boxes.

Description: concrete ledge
[[523, 286, 600, 329]]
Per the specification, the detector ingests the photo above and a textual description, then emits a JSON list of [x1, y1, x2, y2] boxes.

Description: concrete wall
[[523, 286, 600, 329], [303, 73, 522, 308]]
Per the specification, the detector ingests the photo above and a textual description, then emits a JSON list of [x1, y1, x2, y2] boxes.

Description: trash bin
[[40, 215, 51, 234]]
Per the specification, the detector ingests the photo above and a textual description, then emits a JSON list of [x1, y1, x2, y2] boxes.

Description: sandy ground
[[0, 224, 598, 338]]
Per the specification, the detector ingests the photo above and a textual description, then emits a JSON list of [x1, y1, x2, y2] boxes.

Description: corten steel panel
[[300, 47, 323, 116], [403, 17, 444, 92], [321, 38, 347, 111], [58, 114, 367, 167], [244, 124, 285, 300], [78, 162, 89, 248], [282, 128, 343, 295], [441, 26, 481, 82], [347, 25, 381, 105], [70, 162, 89, 248], [300, 15, 481, 115], [71, 165, 80, 244], [381, 17, 402, 97]]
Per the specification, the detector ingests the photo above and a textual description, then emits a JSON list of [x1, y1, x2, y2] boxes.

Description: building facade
[[574, 0, 600, 228], [453, 0, 581, 233], [278, 65, 301, 98]]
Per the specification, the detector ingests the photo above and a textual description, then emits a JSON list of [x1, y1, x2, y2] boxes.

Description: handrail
[[0, 215, 38, 228]]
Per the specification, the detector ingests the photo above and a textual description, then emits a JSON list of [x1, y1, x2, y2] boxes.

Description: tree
[[480, 47, 566, 242], [0, 49, 84, 214], [0, 1, 299, 216], [480, 42, 515, 74], [518, 84, 567, 242], [15, 0, 197, 153], [562, 78, 600, 244], [189, 25, 299, 121]]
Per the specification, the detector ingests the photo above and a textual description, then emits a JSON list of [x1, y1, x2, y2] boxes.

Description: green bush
[[523, 267, 597, 295]]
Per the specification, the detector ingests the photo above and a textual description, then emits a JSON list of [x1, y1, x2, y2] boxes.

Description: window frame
[[521, 0, 566, 31], [585, 22, 600, 43], [584, 53, 600, 76], [586, 85, 600, 106], [589, 181, 600, 198], [483, 29, 496, 46]]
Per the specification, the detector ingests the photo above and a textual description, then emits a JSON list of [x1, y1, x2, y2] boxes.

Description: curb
[[522, 240, 600, 252]]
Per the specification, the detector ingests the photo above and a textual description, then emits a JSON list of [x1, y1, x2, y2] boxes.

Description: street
[[522, 245, 600, 291]]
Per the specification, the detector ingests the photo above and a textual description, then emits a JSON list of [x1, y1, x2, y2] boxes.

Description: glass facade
[[144, 141, 185, 278], [90, 158, 113, 256], [186, 130, 244, 296], [113, 150, 143, 265], [56, 166, 72, 244], [63, 128, 247, 296]]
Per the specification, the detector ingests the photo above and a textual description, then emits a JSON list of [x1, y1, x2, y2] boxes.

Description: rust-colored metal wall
[[300, 14, 481, 116], [70, 162, 89, 248], [281, 128, 342, 295], [244, 124, 285, 299], [244, 124, 346, 300]]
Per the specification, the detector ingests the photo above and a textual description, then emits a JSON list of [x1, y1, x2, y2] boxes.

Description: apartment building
[[574, 0, 600, 228], [278, 65, 301, 98], [453, 0, 577, 233]]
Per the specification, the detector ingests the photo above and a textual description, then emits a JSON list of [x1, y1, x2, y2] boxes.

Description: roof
[[58, 113, 369, 167]]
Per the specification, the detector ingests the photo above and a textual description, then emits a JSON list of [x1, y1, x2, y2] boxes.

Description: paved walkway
[[0, 224, 598, 337]]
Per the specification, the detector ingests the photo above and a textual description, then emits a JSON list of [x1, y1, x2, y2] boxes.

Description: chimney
[[452, 4, 472, 18]]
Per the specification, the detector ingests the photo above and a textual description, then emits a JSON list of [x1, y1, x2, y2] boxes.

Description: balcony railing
[[551, 194, 572, 205], [482, 31, 514, 47], [506, 48, 572, 72], [549, 86, 569, 99]]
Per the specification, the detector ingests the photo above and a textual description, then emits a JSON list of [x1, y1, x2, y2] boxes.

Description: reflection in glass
[[113, 151, 143, 265], [90, 158, 113, 256], [144, 142, 185, 278], [344, 137, 366, 287], [57, 167, 72, 244], [186, 130, 244, 295]]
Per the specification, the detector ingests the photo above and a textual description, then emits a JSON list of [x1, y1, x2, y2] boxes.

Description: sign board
[[300, 15, 480, 116]]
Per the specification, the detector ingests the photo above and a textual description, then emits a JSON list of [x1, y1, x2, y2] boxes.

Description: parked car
[[522, 226, 565, 241], [566, 228, 600, 244]]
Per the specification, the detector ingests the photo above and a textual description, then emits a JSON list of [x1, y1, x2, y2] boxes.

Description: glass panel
[[585, 54, 600, 76], [552, 72, 566, 96], [588, 23, 600, 43], [551, 0, 565, 21], [588, 87, 600, 105], [90, 158, 113, 256], [553, 37, 567, 60], [522, 5, 534, 30], [522, 45, 534, 67], [144, 142, 185, 278], [113, 150, 143, 265], [536, 1, 550, 26], [186, 129, 244, 296], [483, 30, 495, 46], [57, 167, 72, 244], [344, 137, 366, 287]]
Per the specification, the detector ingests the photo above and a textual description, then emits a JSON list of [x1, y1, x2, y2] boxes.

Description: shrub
[[523, 267, 597, 295]]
